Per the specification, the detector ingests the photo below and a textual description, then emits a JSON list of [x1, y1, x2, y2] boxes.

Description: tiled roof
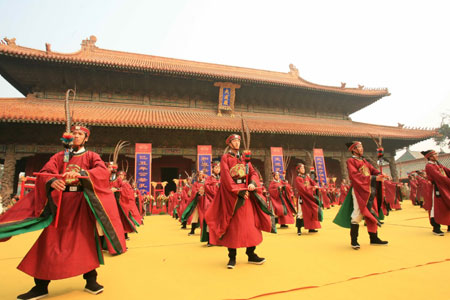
[[0, 36, 389, 97], [0, 97, 435, 140]]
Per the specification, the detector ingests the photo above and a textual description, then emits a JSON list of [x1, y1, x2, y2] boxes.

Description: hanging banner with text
[[313, 148, 328, 187], [271, 147, 285, 180], [197, 145, 212, 176], [135, 143, 152, 194]]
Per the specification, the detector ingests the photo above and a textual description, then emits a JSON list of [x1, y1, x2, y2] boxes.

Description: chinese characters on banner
[[197, 145, 212, 176], [270, 147, 285, 180], [222, 88, 231, 107], [135, 143, 152, 194], [313, 148, 328, 187]]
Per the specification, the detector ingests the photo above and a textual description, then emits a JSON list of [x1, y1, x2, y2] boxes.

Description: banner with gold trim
[[197, 145, 212, 176], [313, 148, 328, 187], [135, 143, 152, 194], [271, 147, 285, 180]]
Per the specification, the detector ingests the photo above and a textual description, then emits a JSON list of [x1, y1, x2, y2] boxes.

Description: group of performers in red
[[1, 125, 449, 299]]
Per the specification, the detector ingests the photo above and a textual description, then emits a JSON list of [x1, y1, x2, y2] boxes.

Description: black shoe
[[297, 228, 302, 236], [84, 281, 104, 295], [433, 229, 445, 236], [227, 258, 236, 269], [206, 243, 213, 247], [280, 224, 288, 228], [188, 232, 195, 236], [17, 286, 48, 300], [248, 254, 266, 265], [308, 229, 318, 233], [369, 232, 388, 245], [351, 241, 360, 250]]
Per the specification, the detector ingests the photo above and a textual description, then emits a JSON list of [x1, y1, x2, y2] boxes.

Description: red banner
[[135, 143, 152, 194], [197, 145, 212, 176]]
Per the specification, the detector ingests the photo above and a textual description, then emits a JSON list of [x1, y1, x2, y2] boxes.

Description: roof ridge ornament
[[2, 37, 16, 46], [289, 64, 299, 77], [81, 35, 98, 51]]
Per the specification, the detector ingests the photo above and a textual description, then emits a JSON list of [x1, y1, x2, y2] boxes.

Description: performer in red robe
[[334, 141, 388, 250], [384, 180, 402, 210], [108, 166, 138, 240], [179, 181, 191, 229], [201, 161, 221, 245], [181, 171, 205, 236], [118, 172, 143, 227], [0, 125, 125, 300], [338, 179, 350, 205], [421, 150, 450, 235], [269, 172, 296, 228], [408, 173, 419, 205], [205, 134, 272, 269], [294, 163, 322, 235], [320, 185, 332, 209]]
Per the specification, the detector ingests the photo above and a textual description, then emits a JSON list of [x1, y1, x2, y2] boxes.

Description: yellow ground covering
[[1, 203, 450, 300]]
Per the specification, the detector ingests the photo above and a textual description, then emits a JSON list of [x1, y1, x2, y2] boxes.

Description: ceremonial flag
[[313, 148, 328, 187], [135, 143, 152, 194], [271, 147, 285, 180], [197, 145, 212, 176]]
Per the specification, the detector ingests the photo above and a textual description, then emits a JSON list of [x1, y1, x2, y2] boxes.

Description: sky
[[1, 0, 449, 156]]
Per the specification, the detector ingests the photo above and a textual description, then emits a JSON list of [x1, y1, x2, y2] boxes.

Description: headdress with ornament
[[212, 160, 220, 167], [421, 150, 437, 160], [240, 115, 252, 162], [226, 134, 241, 145], [296, 163, 305, 172], [71, 123, 90, 138], [109, 140, 129, 172], [345, 141, 362, 152]]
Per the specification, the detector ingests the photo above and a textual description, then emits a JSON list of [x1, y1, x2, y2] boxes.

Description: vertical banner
[[222, 88, 231, 107], [135, 143, 152, 194], [313, 148, 328, 187], [197, 145, 212, 176], [270, 147, 285, 180]]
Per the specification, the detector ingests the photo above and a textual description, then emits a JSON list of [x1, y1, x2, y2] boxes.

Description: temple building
[[0, 36, 435, 200]]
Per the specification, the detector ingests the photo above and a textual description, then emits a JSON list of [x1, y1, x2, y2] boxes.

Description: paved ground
[[1, 202, 450, 300]]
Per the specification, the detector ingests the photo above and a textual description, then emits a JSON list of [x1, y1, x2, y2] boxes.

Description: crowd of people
[[0, 125, 449, 300]]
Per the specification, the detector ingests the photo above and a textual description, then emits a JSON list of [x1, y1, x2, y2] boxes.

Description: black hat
[[345, 141, 361, 152], [421, 150, 436, 159]]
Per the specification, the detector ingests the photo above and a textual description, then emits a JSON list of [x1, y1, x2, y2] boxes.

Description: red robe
[[418, 177, 433, 212], [384, 181, 402, 210], [347, 156, 381, 233], [268, 180, 295, 224], [320, 187, 331, 209], [168, 192, 175, 216], [6, 150, 126, 280], [409, 179, 418, 205], [121, 181, 142, 226], [424, 162, 450, 225], [111, 177, 138, 233], [179, 185, 191, 223], [205, 152, 272, 248], [295, 175, 321, 230], [204, 174, 220, 212], [339, 184, 349, 205]]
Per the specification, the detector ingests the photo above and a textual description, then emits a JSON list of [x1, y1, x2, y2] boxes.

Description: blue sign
[[198, 154, 212, 176], [314, 156, 328, 187], [222, 88, 231, 106], [272, 155, 285, 180], [136, 153, 151, 194]]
